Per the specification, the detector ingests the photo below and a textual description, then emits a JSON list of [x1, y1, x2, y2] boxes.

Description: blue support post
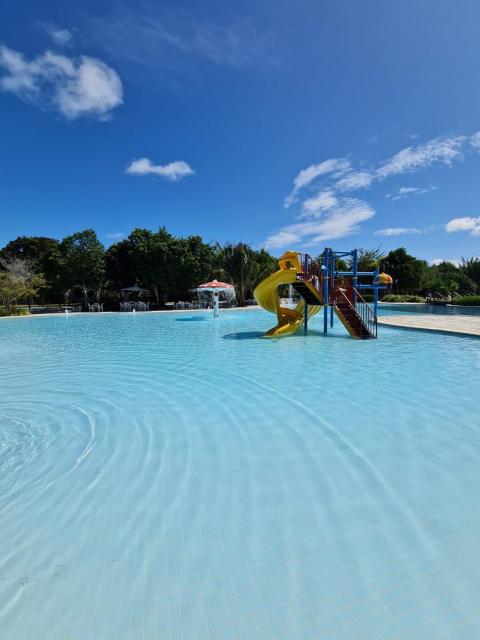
[[352, 249, 358, 288], [352, 248, 358, 306], [330, 252, 335, 327], [323, 248, 329, 334], [373, 268, 379, 316]]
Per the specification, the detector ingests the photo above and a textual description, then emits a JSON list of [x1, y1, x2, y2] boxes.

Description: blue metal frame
[[304, 295, 308, 334], [323, 248, 329, 334], [319, 248, 388, 335]]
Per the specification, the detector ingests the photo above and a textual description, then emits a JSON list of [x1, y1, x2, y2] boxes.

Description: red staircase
[[290, 253, 377, 338], [334, 285, 377, 339]]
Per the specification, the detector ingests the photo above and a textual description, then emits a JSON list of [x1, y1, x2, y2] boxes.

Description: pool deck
[[379, 314, 480, 337]]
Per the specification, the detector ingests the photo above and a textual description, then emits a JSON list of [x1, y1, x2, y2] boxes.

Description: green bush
[[361, 292, 374, 302], [452, 295, 480, 306], [0, 306, 30, 317], [381, 294, 425, 303]]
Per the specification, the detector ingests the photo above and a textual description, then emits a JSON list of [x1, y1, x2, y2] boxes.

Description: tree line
[[0, 228, 277, 311], [355, 247, 480, 302], [1, 228, 479, 313]]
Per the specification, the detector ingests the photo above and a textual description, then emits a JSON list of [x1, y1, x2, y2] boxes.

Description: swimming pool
[[379, 302, 480, 316], [1, 310, 479, 639]]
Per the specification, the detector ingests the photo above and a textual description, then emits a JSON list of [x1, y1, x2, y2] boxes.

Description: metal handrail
[[298, 253, 322, 279], [298, 253, 313, 277], [335, 287, 363, 335], [334, 286, 377, 338], [353, 287, 377, 338]]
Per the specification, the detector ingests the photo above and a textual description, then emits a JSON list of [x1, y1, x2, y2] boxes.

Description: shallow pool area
[[1, 309, 480, 639], [379, 302, 480, 316]]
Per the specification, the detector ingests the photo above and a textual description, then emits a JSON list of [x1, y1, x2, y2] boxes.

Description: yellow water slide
[[253, 251, 323, 337]]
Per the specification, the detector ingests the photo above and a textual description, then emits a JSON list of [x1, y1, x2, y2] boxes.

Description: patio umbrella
[[195, 280, 235, 317], [121, 285, 150, 293], [121, 285, 150, 301], [195, 279, 235, 292]]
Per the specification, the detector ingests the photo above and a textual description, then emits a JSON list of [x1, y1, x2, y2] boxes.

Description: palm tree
[[217, 243, 276, 305]]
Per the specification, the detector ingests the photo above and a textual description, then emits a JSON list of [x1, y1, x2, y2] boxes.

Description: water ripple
[[0, 311, 479, 639]]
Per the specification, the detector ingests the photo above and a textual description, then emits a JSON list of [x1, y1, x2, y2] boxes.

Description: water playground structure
[[254, 248, 392, 338]]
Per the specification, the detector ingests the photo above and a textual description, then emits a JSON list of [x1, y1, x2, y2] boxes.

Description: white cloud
[[374, 227, 422, 237], [126, 158, 194, 182], [106, 232, 125, 240], [263, 228, 301, 249], [385, 185, 437, 201], [301, 190, 337, 217], [265, 198, 374, 249], [398, 187, 420, 195], [445, 216, 480, 236], [273, 130, 480, 252], [430, 258, 461, 267], [335, 171, 374, 191], [285, 134, 471, 208], [88, 7, 279, 73], [45, 25, 73, 46], [471, 131, 480, 149], [284, 158, 350, 207], [0, 45, 123, 119], [376, 136, 465, 179]]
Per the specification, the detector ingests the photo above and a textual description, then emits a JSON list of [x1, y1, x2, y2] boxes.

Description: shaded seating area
[[88, 303, 104, 312], [120, 285, 151, 312], [174, 300, 231, 310], [175, 301, 203, 310], [120, 301, 150, 311]]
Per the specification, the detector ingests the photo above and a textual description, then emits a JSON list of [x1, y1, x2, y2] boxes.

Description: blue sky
[[1, 0, 480, 262]]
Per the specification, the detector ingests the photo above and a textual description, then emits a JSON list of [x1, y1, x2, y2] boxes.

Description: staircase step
[[292, 281, 323, 305], [333, 284, 377, 339]]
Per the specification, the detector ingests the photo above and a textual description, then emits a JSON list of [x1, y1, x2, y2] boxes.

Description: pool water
[[1, 310, 479, 639], [379, 303, 480, 317]]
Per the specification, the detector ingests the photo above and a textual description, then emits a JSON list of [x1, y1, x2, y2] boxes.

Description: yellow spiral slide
[[253, 251, 323, 337]]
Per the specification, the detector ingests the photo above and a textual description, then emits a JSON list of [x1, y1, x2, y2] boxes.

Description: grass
[[453, 295, 480, 306], [381, 294, 425, 303], [0, 306, 30, 317]]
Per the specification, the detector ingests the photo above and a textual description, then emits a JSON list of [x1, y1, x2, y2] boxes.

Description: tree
[[106, 239, 135, 291], [0, 256, 45, 311], [460, 257, 480, 293], [0, 236, 63, 302], [422, 270, 457, 301], [428, 261, 475, 297], [334, 258, 349, 272], [218, 243, 277, 305], [355, 247, 385, 272], [124, 227, 175, 304], [0, 236, 59, 265], [60, 230, 106, 306], [381, 248, 428, 294], [174, 235, 216, 299]]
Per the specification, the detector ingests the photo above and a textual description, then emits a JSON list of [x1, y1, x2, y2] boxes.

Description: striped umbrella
[[196, 279, 234, 291]]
